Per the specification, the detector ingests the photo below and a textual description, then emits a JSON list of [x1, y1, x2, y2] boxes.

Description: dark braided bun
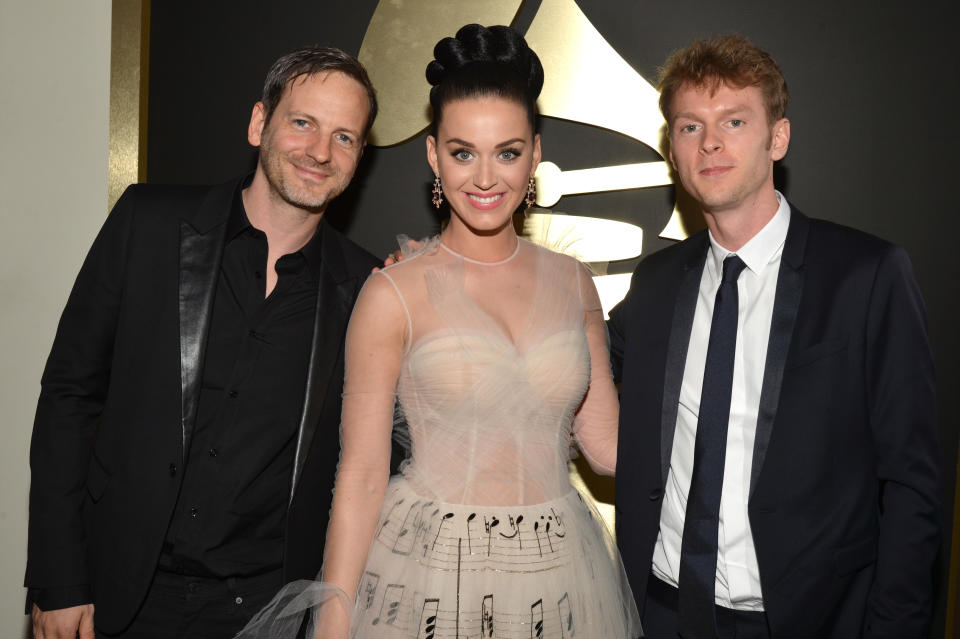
[[426, 24, 543, 132]]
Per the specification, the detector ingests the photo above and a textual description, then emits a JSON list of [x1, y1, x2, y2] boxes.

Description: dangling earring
[[524, 176, 536, 210], [432, 174, 444, 209]]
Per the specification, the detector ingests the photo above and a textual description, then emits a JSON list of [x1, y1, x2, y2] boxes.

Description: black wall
[[146, 1, 959, 633]]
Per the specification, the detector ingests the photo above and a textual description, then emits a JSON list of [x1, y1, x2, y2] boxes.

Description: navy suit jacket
[[609, 208, 940, 638], [25, 177, 378, 633]]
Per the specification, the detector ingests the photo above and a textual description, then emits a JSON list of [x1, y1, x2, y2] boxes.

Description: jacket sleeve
[[24, 186, 137, 600], [863, 245, 940, 638]]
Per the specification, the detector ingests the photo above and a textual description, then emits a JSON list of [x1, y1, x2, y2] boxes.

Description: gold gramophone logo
[[358, 0, 701, 316]]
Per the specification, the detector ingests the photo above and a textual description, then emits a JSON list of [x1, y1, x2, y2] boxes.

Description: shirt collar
[[707, 191, 791, 280], [227, 172, 325, 279], [225, 173, 256, 241]]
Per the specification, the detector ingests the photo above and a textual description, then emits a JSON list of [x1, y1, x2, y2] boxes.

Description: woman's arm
[[572, 264, 620, 476], [316, 271, 407, 632]]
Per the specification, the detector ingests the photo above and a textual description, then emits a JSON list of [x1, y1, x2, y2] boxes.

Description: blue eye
[[729, 119, 744, 128], [499, 149, 520, 161], [453, 149, 473, 161], [336, 133, 354, 145], [293, 119, 309, 128]]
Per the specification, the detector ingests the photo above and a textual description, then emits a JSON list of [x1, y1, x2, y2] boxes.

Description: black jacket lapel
[[660, 235, 709, 484], [750, 209, 809, 495], [178, 182, 233, 459], [289, 224, 358, 503]]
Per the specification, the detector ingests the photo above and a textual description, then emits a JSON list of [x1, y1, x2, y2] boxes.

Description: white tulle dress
[[237, 237, 641, 639]]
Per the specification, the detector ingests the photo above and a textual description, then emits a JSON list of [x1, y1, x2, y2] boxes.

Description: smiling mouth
[[700, 166, 733, 177], [466, 193, 504, 204]]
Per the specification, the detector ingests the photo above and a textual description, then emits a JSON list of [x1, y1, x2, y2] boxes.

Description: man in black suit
[[26, 46, 380, 638], [610, 35, 940, 638]]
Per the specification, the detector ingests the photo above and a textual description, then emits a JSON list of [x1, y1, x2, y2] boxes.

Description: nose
[[305, 133, 332, 164], [473, 159, 495, 191], [700, 125, 722, 154]]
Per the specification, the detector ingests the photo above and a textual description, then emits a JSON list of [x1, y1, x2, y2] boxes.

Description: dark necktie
[[677, 254, 747, 639]]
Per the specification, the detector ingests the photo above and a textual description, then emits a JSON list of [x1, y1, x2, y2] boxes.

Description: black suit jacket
[[609, 208, 940, 637], [25, 177, 378, 633]]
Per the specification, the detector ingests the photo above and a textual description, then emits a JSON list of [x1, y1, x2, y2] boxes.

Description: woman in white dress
[[238, 23, 640, 639]]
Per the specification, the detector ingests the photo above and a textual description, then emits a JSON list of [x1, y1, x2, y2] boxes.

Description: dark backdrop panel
[[147, 1, 959, 634]]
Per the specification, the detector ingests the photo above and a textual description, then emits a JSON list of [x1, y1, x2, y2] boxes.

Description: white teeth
[[466, 193, 503, 204]]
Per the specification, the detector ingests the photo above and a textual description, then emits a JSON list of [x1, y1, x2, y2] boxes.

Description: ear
[[668, 144, 676, 170], [426, 135, 439, 177], [248, 102, 268, 147], [530, 133, 542, 176], [770, 117, 790, 161]]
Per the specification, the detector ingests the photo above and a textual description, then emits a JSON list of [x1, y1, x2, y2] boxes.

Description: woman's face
[[427, 96, 541, 236]]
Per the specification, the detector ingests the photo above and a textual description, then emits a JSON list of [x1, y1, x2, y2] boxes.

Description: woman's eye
[[453, 149, 473, 161], [499, 149, 520, 161]]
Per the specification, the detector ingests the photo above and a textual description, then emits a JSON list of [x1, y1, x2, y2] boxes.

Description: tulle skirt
[[236, 476, 641, 638]]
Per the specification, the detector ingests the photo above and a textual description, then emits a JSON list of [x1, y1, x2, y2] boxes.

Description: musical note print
[[484, 516, 500, 557], [531, 598, 544, 639], [466, 512, 478, 554], [481, 594, 494, 637], [359, 572, 380, 611], [557, 592, 574, 638], [431, 512, 455, 552], [392, 500, 422, 556], [372, 584, 404, 627], [377, 498, 405, 539], [417, 598, 440, 639], [499, 514, 524, 550]]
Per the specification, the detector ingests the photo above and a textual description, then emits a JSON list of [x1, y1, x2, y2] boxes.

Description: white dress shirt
[[651, 193, 791, 610]]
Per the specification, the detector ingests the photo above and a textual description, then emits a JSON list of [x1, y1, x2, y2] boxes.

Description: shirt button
[[209, 448, 218, 457], [235, 596, 243, 605], [190, 507, 199, 519], [168, 463, 177, 477], [228, 390, 238, 398]]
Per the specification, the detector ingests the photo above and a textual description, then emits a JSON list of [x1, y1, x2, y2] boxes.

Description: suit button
[[209, 448, 218, 457], [190, 507, 199, 519], [168, 463, 177, 477], [228, 390, 238, 398], [649, 488, 664, 501]]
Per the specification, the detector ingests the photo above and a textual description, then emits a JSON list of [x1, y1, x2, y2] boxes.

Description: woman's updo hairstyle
[[426, 24, 544, 135]]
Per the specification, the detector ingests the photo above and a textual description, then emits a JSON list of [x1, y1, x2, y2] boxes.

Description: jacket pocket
[[86, 453, 111, 503], [833, 535, 877, 576], [787, 337, 848, 370]]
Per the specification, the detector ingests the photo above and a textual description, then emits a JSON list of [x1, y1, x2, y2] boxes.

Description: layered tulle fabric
[[236, 238, 640, 638]]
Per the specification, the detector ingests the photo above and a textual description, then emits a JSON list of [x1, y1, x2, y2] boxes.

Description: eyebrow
[[288, 111, 362, 137], [443, 137, 527, 148], [673, 105, 754, 122]]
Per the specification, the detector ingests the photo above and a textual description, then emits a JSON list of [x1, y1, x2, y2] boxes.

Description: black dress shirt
[[159, 183, 322, 578]]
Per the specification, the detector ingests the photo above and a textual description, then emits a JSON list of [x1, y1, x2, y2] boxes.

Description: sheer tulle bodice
[[383, 238, 594, 506]]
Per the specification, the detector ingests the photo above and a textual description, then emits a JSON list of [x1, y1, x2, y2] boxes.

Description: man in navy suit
[[610, 35, 940, 638]]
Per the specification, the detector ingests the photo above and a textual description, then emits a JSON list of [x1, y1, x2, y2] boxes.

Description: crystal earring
[[524, 176, 536, 209], [432, 175, 444, 209]]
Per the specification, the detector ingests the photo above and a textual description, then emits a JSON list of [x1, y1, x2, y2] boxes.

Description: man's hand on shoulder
[[370, 238, 424, 273], [32, 603, 94, 639]]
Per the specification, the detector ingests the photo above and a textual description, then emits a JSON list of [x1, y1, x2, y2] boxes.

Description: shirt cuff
[[25, 585, 92, 614]]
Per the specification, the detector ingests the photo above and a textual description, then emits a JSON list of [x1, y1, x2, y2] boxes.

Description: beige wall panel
[[0, 0, 111, 635]]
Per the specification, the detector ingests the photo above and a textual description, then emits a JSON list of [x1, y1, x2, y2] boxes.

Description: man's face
[[248, 71, 369, 212], [668, 82, 789, 217]]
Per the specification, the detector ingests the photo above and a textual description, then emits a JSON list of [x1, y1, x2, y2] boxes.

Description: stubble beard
[[260, 145, 346, 213]]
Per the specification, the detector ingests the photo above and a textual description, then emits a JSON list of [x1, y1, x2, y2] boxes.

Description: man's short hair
[[261, 45, 378, 139], [658, 34, 788, 127]]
